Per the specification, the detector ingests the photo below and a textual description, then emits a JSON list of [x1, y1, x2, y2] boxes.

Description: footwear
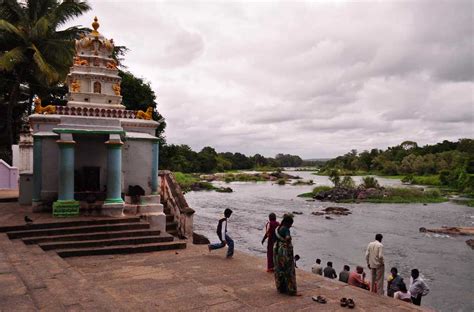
[[312, 296, 327, 304], [340, 298, 348, 307], [347, 298, 355, 309]]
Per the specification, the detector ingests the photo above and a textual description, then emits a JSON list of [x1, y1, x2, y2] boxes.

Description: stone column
[[103, 134, 124, 217], [53, 133, 79, 217], [151, 141, 159, 195], [32, 136, 42, 203]]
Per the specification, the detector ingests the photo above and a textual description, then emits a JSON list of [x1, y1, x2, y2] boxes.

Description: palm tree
[[0, 0, 90, 165]]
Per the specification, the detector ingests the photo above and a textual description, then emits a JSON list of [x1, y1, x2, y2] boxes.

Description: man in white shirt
[[409, 269, 430, 306], [365, 233, 384, 295], [311, 258, 323, 275]]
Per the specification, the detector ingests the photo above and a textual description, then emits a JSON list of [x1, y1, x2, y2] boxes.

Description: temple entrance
[[83, 166, 100, 192]]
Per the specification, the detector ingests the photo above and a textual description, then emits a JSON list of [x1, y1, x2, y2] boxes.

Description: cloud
[[67, 0, 473, 158]]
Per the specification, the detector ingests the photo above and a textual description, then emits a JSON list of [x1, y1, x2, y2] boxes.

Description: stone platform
[[0, 202, 428, 311]]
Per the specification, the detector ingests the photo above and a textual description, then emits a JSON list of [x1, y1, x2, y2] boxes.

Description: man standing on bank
[[365, 233, 385, 295], [208, 208, 234, 258]]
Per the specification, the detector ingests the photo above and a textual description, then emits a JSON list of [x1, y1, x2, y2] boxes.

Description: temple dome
[[75, 17, 115, 58]]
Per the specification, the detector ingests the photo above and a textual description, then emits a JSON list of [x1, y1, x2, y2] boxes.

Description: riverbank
[[0, 226, 425, 311]]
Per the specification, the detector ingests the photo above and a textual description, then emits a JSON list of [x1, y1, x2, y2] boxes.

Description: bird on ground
[[24, 216, 33, 224]]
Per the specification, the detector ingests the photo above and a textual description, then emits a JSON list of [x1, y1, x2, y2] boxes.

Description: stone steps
[[22, 228, 161, 245], [7, 222, 150, 239], [5, 217, 186, 259], [56, 240, 187, 258], [39, 235, 174, 250], [0, 237, 123, 310], [0, 217, 140, 233]]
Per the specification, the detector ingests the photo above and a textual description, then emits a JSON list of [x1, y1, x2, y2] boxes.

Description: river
[[186, 172, 474, 312]]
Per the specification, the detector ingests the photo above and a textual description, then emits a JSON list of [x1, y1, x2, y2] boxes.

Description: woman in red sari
[[261, 213, 280, 272]]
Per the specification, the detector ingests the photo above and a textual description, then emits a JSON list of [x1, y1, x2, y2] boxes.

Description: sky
[[67, 0, 473, 159]]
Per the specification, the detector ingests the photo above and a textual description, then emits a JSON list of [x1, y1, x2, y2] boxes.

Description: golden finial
[[91, 16, 100, 35]]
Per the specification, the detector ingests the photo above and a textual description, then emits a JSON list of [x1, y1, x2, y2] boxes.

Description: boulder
[[216, 187, 233, 193], [311, 211, 325, 216], [193, 232, 210, 245], [466, 239, 474, 249]]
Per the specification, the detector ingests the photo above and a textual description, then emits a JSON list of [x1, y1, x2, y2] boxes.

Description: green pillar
[[151, 141, 159, 195], [53, 140, 79, 217], [32, 136, 42, 202], [105, 142, 124, 203]]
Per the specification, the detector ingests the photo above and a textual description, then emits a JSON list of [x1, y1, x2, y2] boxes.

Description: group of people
[[207, 211, 430, 306], [311, 234, 430, 306]]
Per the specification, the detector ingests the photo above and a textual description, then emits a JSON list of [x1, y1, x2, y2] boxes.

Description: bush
[[340, 176, 355, 189], [277, 179, 286, 185], [361, 176, 380, 189], [328, 169, 341, 187]]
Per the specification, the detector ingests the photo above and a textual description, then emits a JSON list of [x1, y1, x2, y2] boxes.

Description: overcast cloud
[[67, 0, 473, 158]]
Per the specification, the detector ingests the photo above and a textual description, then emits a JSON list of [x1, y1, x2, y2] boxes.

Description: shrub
[[361, 176, 380, 189], [277, 179, 286, 185], [328, 169, 341, 187], [340, 176, 355, 189]]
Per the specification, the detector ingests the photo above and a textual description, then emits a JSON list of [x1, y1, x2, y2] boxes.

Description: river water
[[186, 172, 474, 312]]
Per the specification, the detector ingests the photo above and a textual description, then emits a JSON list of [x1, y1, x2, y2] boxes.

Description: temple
[[25, 18, 165, 230]]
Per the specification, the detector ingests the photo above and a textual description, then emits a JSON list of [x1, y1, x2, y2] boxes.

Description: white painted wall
[[122, 139, 153, 195]]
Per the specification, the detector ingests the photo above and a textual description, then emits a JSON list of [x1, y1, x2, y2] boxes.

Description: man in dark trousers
[[208, 208, 234, 258]]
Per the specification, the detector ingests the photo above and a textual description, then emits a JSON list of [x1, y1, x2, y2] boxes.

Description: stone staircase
[[0, 234, 124, 310], [0, 217, 185, 258]]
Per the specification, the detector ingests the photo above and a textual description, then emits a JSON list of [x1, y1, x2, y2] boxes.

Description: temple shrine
[[26, 18, 164, 229]]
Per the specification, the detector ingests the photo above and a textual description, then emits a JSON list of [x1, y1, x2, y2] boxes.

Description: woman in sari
[[262, 213, 280, 272], [273, 214, 298, 295]]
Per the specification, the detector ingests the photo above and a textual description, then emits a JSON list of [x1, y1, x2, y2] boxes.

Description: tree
[[0, 0, 90, 164], [119, 70, 166, 144], [328, 169, 341, 187]]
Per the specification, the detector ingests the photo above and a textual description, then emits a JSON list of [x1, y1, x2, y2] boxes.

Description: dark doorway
[[83, 166, 100, 192]]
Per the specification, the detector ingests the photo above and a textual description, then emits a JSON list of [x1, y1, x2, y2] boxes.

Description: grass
[[223, 173, 267, 183], [297, 185, 332, 198], [362, 187, 447, 204], [173, 172, 200, 191], [409, 175, 441, 186], [297, 185, 448, 203]]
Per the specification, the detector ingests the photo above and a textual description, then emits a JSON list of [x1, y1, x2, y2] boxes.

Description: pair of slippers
[[312, 295, 327, 304], [340, 298, 355, 308]]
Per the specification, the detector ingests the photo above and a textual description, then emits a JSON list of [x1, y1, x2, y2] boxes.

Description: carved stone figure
[[34, 97, 56, 114], [71, 79, 81, 92], [74, 56, 88, 66], [112, 83, 121, 95], [106, 60, 117, 69], [136, 107, 153, 120], [93, 81, 101, 93]]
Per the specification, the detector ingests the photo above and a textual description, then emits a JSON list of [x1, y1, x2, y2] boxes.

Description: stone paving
[[0, 202, 428, 311]]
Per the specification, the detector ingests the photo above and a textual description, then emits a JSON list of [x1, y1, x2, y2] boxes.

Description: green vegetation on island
[[299, 172, 447, 204], [315, 140, 474, 204]]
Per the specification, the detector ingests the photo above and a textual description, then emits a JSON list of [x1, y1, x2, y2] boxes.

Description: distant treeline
[[159, 144, 312, 173], [320, 139, 474, 192]]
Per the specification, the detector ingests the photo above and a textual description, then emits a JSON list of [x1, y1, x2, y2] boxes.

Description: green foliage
[[173, 172, 200, 192], [160, 145, 305, 174], [320, 139, 474, 195], [0, 0, 90, 164], [277, 179, 286, 185], [362, 176, 380, 189], [119, 70, 166, 144], [328, 169, 341, 187], [363, 187, 446, 204], [297, 185, 331, 198], [340, 176, 355, 189]]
